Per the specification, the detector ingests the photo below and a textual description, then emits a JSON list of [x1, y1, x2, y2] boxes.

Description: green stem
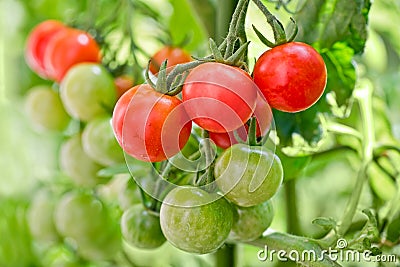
[[216, 0, 239, 44], [224, 0, 250, 59], [285, 179, 301, 235], [321, 79, 375, 245], [251, 0, 286, 43], [247, 232, 342, 267], [215, 244, 237, 267]]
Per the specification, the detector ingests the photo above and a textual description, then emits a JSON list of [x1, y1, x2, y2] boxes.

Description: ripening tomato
[[209, 93, 272, 149], [253, 42, 327, 112], [182, 62, 258, 133], [25, 20, 66, 79], [114, 75, 134, 99], [112, 84, 192, 162], [149, 46, 192, 74], [44, 28, 101, 82]]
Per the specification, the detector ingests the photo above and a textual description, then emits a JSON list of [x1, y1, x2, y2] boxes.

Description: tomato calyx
[[251, 0, 298, 48]]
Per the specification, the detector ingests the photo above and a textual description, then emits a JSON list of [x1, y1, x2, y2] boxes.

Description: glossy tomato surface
[[182, 62, 258, 133], [112, 84, 192, 162], [44, 28, 101, 82], [209, 93, 272, 149], [149, 46, 191, 74], [159, 186, 233, 254], [214, 144, 283, 207], [25, 20, 66, 79], [253, 42, 327, 112], [121, 205, 166, 249]]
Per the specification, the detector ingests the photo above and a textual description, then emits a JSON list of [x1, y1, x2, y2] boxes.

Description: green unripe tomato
[[160, 186, 233, 254], [27, 189, 59, 243], [229, 200, 274, 242], [60, 63, 116, 121], [214, 144, 283, 207], [25, 85, 70, 132], [59, 134, 104, 187], [121, 205, 166, 249], [82, 116, 124, 166]]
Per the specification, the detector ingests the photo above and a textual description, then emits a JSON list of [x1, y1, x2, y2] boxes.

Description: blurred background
[[0, 0, 399, 266]]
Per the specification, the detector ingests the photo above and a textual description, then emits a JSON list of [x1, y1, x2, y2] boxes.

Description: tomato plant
[[112, 84, 192, 162], [182, 62, 258, 133], [253, 42, 327, 113], [8, 0, 400, 267], [43, 28, 101, 82]]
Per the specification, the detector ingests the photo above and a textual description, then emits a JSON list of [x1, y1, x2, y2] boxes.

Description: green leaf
[[312, 217, 337, 231], [293, 0, 371, 53], [273, 104, 324, 147], [386, 213, 400, 243], [168, 0, 208, 51], [323, 42, 356, 108]]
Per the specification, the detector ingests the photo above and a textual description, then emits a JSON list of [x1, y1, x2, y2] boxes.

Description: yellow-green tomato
[[60, 63, 116, 121], [25, 85, 70, 132], [121, 205, 166, 249], [160, 186, 233, 254], [214, 144, 283, 207], [82, 116, 124, 166], [229, 200, 274, 242]]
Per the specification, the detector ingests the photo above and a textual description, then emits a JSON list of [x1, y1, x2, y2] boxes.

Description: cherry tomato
[[159, 186, 233, 254], [25, 20, 66, 79], [121, 205, 166, 249], [114, 75, 134, 99], [182, 62, 258, 133], [44, 28, 101, 82], [229, 200, 274, 242], [209, 93, 272, 149], [25, 85, 70, 132], [214, 144, 283, 207], [149, 46, 192, 74], [112, 84, 192, 162], [253, 42, 327, 112], [60, 63, 116, 122]]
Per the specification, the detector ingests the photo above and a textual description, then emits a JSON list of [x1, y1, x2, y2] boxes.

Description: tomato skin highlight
[[182, 62, 258, 133], [44, 28, 101, 82], [253, 42, 327, 112], [25, 20, 66, 79], [112, 84, 192, 162], [149, 46, 192, 74]]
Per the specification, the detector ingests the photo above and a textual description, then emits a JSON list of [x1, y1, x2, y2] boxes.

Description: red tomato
[[182, 62, 258, 133], [43, 28, 101, 82], [209, 94, 272, 149], [253, 42, 327, 112], [149, 46, 192, 74], [25, 20, 66, 79], [114, 75, 134, 99], [112, 85, 192, 162]]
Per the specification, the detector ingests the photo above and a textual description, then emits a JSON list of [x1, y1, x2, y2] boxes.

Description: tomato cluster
[[24, 8, 326, 259]]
